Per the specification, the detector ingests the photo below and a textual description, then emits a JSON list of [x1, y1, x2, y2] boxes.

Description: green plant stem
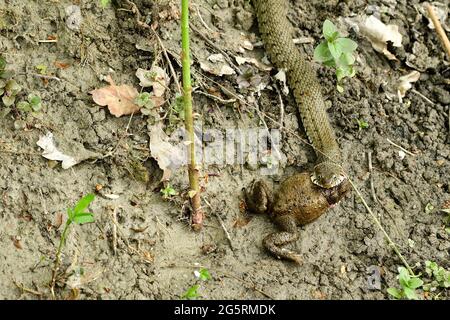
[[347, 178, 415, 276], [181, 0, 203, 230], [50, 220, 71, 298]]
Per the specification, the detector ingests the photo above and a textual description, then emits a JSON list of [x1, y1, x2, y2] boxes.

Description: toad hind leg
[[263, 214, 302, 264], [244, 180, 273, 215]]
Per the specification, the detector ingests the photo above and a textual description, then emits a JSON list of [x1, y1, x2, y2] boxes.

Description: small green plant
[[440, 207, 450, 234], [135, 92, 155, 115], [0, 79, 22, 107], [314, 19, 357, 93], [100, 0, 111, 8], [160, 184, 178, 199], [17, 93, 42, 112], [387, 267, 424, 300], [182, 284, 200, 299], [167, 94, 185, 127], [423, 261, 450, 292], [35, 64, 48, 75], [181, 267, 211, 300], [195, 268, 211, 281], [0, 55, 12, 79], [356, 119, 369, 130], [50, 194, 95, 297]]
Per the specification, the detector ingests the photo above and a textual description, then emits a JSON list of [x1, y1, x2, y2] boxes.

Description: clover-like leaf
[[2, 95, 15, 107], [17, 101, 32, 112], [181, 284, 200, 300], [387, 287, 402, 299], [314, 41, 333, 62]]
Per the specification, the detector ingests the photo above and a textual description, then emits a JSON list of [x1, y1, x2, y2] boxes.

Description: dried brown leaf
[[90, 75, 140, 117]]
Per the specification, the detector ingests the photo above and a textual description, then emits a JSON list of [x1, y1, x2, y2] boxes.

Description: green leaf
[[314, 41, 333, 62], [17, 101, 31, 112], [100, 0, 111, 8], [31, 102, 42, 112], [73, 193, 95, 215], [408, 277, 423, 289], [2, 95, 15, 107], [387, 287, 402, 299], [67, 208, 75, 221], [323, 59, 336, 68], [403, 287, 418, 300], [29, 95, 41, 106], [73, 212, 94, 225], [323, 19, 338, 41], [425, 203, 434, 214], [0, 88, 4, 96], [336, 68, 345, 82], [35, 64, 47, 75], [5, 80, 21, 95], [0, 56, 6, 70], [327, 41, 342, 60], [181, 284, 200, 300], [0, 70, 13, 79], [335, 37, 358, 53], [199, 268, 211, 281]]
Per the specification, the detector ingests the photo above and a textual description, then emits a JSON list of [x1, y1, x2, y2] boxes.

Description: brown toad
[[245, 172, 351, 263]]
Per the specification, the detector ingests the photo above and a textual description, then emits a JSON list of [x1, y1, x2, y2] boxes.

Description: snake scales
[[253, 0, 346, 189]]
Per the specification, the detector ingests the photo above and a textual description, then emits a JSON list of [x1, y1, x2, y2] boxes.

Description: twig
[[30, 73, 61, 82], [193, 3, 214, 33], [367, 151, 378, 202], [13, 279, 42, 297], [38, 39, 57, 43], [182, 0, 204, 231], [204, 198, 233, 249], [111, 207, 118, 255], [411, 89, 435, 106], [39, 188, 49, 216], [386, 138, 415, 156], [274, 85, 285, 132], [426, 3, 450, 58], [194, 90, 236, 105]]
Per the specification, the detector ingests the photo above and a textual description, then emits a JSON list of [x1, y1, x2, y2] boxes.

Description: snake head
[[311, 162, 346, 189]]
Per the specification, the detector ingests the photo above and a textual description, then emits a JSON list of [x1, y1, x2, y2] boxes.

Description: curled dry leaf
[[235, 56, 272, 71], [135, 66, 169, 98], [37, 132, 78, 169], [357, 15, 402, 60], [37, 132, 100, 169], [200, 53, 235, 76], [397, 71, 420, 102], [149, 122, 186, 181], [90, 75, 140, 117]]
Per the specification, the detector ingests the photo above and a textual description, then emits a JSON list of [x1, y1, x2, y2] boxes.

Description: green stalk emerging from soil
[[50, 194, 95, 298], [181, 0, 204, 230]]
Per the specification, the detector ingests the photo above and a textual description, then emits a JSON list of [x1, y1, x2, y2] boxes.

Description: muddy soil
[[0, 0, 449, 299]]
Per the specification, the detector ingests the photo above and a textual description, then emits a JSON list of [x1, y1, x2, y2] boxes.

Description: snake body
[[253, 0, 345, 188]]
